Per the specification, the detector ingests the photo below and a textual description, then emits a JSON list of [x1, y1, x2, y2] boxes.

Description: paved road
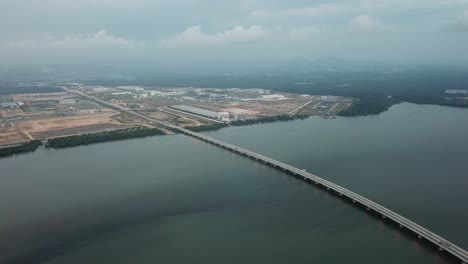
[[288, 99, 315, 115], [70, 88, 468, 263], [164, 107, 225, 124]]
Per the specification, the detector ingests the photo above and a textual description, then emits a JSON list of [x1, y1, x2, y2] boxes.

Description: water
[[0, 103, 467, 264]]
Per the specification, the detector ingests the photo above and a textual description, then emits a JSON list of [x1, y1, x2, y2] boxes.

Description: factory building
[[0, 102, 19, 108], [261, 94, 286, 101], [58, 99, 78, 104], [171, 105, 219, 119], [171, 105, 236, 121], [217, 112, 230, 121]]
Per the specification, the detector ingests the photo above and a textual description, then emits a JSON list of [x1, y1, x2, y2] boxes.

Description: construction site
[[0, 84, 352, 147]]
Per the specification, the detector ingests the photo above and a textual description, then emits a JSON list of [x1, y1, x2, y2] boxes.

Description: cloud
[[246, 0, 468, 21], [49, 30, 135, 47], [161, 25, 267, 46], [349, 15, 382, 33], [0, 30, 143, 64], [161, 25, 318, 46], [2, 0, 468, 66], [448, 10, 468, 31], [249, 3, 348, 18], [3, 30, 138, 48]]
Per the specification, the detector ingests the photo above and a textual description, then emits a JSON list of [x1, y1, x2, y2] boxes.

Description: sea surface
[[0, 103, 467, 264]]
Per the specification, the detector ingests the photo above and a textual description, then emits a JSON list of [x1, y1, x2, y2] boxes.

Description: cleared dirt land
[[18, 112, 128, 139], [0, 123, 28, 145]]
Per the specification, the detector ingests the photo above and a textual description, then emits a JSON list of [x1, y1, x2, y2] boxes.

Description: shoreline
[[0, 127, 166, 158], [6, 100, 459, 157], [0, 140, 42, 159], [0, 115, 309, 156], [186, 114, 310, 132], [2, 101, 468, 158]]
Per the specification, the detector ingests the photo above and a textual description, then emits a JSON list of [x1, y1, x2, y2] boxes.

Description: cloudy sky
[[1, 0, 468, 69]]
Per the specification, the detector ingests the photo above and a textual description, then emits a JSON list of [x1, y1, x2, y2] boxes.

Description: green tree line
[[46, 127, 165, 149], [337, 96, 400, 117], [187, 123, 228, 132], [0, 140, 42, 158], [231, 115, 308, 126]]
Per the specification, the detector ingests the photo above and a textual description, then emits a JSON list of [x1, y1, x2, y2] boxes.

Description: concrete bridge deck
[[180, 128, 468, 263], [71, 88, 468, 263]]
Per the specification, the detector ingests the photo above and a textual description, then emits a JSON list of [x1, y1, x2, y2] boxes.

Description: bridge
[[69, 88, 468, 263]]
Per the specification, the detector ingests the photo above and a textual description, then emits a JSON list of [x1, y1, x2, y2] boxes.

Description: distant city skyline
[[1, 0, 468, 69]]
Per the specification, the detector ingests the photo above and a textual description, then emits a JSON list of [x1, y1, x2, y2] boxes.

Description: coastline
[[0, 100, 433, 157], [0, 127, 166, 157], [0, 115, 310, 156], [186, 114, 310, 132], [0, 140, 42, 159]]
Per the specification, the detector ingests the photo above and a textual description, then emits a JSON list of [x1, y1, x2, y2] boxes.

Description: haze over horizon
[[1, 0, 468, 71]]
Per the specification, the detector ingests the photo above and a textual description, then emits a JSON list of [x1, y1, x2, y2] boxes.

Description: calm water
[[0, 103, 467, 264]]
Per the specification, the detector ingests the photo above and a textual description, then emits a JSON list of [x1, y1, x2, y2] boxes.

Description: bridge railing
[[180, 129, 468, 263], [77, 90, 467, 263]]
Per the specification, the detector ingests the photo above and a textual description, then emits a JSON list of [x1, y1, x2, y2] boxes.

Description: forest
[[0, 140, 43, 158], [86, 69, 468, 116], [46, 127, 165, 149], [0, 83, 62, 95]]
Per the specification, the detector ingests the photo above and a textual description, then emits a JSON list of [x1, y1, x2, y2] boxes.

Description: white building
[[116, 86, 144, 91], [171, 105, 219, 119], [217, 112, 230, 121], [0, 102, 19, 108], [59, 99, 77, 104], [262, 94, 286, 101], [445, 90, 467, 95], [111, 91, 132, 96]]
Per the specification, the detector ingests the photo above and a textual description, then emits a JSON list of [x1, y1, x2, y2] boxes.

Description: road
[[164, 107, 225, 124], [288, 99, 315, 116]]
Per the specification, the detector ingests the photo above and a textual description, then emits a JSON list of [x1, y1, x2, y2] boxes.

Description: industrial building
[[217, 112, 230, 121], [171, 105, 234, 121], [261, 94, 286, 101], [0, 102, 19, 109], [171, 105, 219, 119], [58, 99, 78, 104]]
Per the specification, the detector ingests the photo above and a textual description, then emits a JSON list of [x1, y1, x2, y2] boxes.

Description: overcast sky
[[1, 0, 468, 69]]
